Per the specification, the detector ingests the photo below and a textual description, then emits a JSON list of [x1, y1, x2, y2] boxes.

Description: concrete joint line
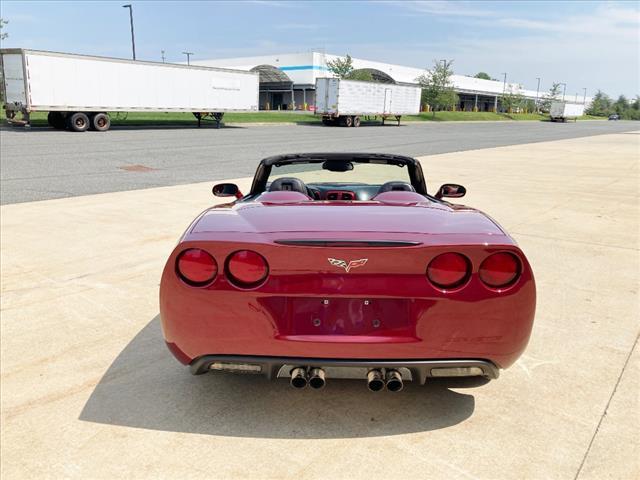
[[573, 332, 640, 479]]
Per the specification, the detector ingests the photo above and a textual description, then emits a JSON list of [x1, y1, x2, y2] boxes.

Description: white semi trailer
[[315, 78, 421, 127], [0, 49, 259, 131], [549, 102, 585, 122]]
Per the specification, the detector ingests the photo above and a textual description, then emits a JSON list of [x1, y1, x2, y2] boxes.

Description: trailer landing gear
[[381, 115, 402, 126], [193, 112, 225, 129]]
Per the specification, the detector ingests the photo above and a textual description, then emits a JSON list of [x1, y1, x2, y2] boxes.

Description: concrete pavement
[[1, 131, 638, 479]]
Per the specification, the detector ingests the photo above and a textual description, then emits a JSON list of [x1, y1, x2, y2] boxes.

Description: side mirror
[[436, 183, 466, 199], [212, 183, 241, 198]]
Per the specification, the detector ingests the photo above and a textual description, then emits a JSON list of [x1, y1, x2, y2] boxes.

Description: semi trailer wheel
[[47, 112, 66, 130], [90, 112, 111, 132], [67, 112, 90, 132], [353, 116, 361, 127], [340, 115, 353, 127]]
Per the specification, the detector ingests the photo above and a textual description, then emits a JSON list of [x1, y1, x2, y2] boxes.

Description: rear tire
[[340, 115, 354, 127], [353, 116, 361, 127], [90, 112, 110, 132], [47, 112, 66, 130], [67, 112, 90, 132]]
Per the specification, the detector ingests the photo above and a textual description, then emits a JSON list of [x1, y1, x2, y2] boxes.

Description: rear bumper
[[189, 355, 499, 384]]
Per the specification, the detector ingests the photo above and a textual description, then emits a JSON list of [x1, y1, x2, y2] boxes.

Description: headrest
[[372, 191, 427, 204], [258, 191, 311, 203]]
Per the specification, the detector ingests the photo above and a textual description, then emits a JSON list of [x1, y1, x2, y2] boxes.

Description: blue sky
[[1, 0, 638, 97]]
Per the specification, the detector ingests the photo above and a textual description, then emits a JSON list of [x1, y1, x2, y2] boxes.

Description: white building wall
[[194, 52, 317, 85], [197, 52, 591, 105]]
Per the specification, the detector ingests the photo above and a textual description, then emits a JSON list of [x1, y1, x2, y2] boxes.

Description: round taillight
[[427, 252, 470, 289], [226, 250, 269, 287], [176, 248, 218, 286], [479, 252, 521, 288]]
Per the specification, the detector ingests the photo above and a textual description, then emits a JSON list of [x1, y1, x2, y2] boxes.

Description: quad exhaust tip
[[385, 369, 404, 392], [367, 369, 385, 392], [291, 366, 403, 392], [290, 367, 308, 389], [308, 368, 326, 390]]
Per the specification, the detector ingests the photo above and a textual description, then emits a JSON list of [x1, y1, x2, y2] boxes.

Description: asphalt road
[[0, 120, 635, 204]]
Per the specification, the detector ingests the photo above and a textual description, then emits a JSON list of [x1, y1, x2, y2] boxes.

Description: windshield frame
[[248, 153, 428, 196]]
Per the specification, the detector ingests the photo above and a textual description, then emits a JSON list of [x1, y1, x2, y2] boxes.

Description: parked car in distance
[[608, 114, 620, 121], [160, 153, 536, 392]]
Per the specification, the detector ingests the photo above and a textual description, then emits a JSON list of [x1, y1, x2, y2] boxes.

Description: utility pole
[[501, 72, 507, 94], [535, 77, 541, 112], [122, 4, 136, 60], [182, 51, 194, 65], [582, 87, 587, 105], [161, 50, 165, 63]]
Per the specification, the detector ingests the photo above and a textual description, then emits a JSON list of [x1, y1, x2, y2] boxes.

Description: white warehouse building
[[195, 51, 586, 112]]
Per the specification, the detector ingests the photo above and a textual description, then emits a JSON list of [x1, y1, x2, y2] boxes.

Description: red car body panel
[[160, 197, 536, 371]]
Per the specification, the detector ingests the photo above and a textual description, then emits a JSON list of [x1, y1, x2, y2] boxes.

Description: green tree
[[0, 18, 8, 40], [474, 72, 491, 80], [326, 54, 355, 79], [501, 85, 525, 113], [326, 54, 374, 82], [346, 69, 373, 82], [539, 82, 562, 112], [613, 95, 629, 115], [586, 90, 612, 116], [416, 59, 459, 115], [522, 98, 537, 114]]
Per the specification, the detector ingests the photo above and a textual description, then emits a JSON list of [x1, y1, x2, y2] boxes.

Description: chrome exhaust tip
[[308, 368, 326, 390], [385, 369, 403, 392], [290, 367, 308, 389], [367, 369, 385, 392]]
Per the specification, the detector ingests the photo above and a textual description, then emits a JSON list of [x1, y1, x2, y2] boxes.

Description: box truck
[[315, 78, 421, 127], [0, 49, 259, 131], [549, 102, 585, 122]]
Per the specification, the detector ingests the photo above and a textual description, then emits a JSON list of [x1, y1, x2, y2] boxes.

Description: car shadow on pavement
[[80, 316, 482, 439]]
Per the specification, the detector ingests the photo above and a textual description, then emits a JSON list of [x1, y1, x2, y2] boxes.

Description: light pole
[[501, 72, 507, 93], [122, 4, 136, 60], [535, 77, 541, 112], [559, 82, 566, 101], [182, 51, 194, 65], [582, 87, 587, 105]]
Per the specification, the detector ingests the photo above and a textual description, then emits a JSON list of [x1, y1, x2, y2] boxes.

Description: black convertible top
[[249, 152, 428, 195]]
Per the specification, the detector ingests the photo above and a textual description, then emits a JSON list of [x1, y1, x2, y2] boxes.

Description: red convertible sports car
[[160, 153, 535, 392]]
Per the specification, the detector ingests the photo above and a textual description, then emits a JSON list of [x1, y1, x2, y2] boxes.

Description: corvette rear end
[[161, 201, 535, 390]]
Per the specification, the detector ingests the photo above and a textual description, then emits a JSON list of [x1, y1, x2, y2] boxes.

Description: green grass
[[0, 110, 321, 127], [1, 109, 605, 127]]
